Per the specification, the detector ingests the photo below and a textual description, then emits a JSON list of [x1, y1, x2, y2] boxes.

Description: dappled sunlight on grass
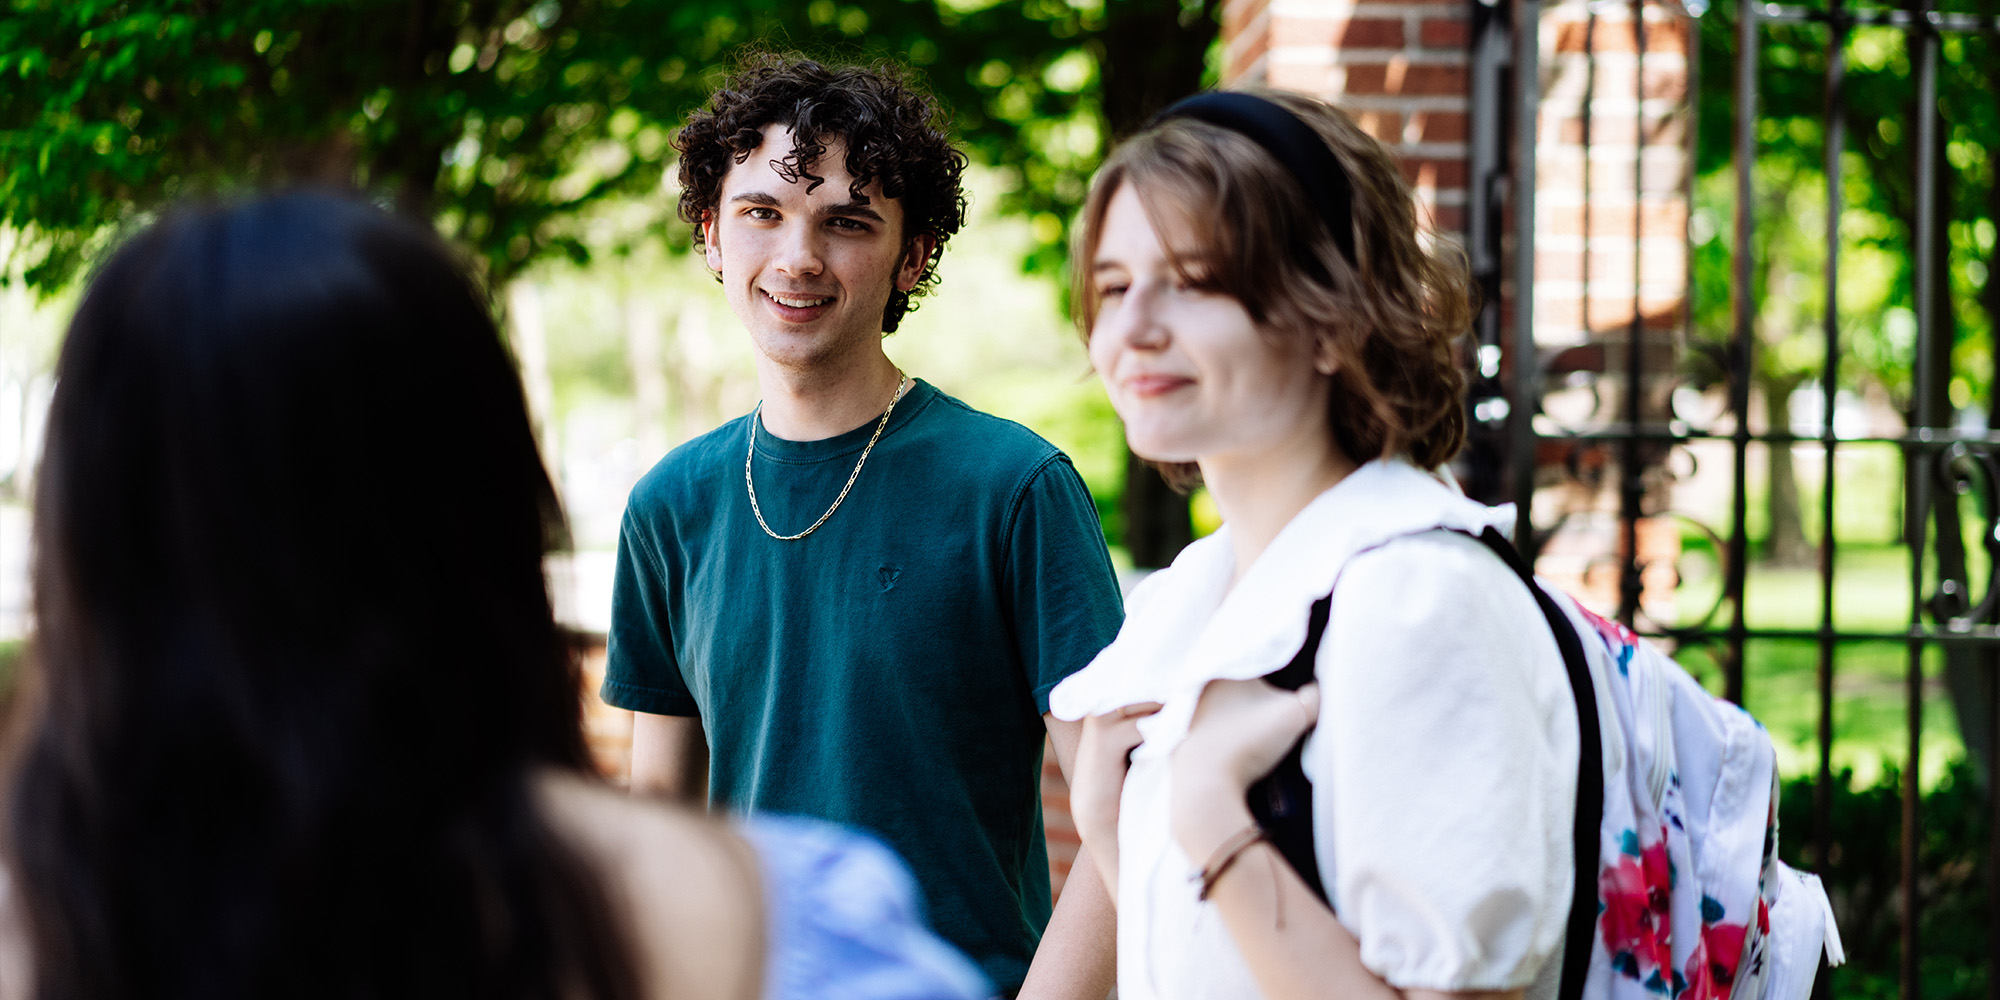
[[1676, 640, 1962, 789], [1669, 541, 1970, 789]]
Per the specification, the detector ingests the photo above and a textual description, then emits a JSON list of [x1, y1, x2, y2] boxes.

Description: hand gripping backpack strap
[[1465, 527, 1604, 1000]]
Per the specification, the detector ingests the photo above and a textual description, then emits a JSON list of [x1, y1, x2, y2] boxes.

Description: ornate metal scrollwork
[[1931, 442, 2000, 632], [1639, 510, 1731, 634], [1665, 376, 1729, 437]]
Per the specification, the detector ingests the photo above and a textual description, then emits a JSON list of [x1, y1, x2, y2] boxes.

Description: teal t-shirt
[[602, 380, 1124, 991]]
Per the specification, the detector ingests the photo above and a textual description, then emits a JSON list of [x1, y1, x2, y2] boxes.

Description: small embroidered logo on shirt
[[878, 566, 902, 592]]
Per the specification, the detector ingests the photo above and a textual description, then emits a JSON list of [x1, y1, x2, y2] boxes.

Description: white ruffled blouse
[[1050, 459, 1579, 1000]]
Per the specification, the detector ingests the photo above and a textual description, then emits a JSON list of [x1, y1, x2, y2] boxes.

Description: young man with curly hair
[[601, 57, 1124, 999]]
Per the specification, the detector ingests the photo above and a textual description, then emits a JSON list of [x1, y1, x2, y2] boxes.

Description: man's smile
[[758, 288, 839, 324], [762, 289, 835, 308]]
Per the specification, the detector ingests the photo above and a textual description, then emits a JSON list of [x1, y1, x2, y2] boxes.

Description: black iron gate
[[1465, 0, 2000, 995]]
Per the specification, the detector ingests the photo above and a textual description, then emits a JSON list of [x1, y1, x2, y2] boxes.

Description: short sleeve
[[601, 508, 699, 716], [1311, 531, 1578, 991], [1002, 455, 1125, 714], [741, 815, 993, 1000]]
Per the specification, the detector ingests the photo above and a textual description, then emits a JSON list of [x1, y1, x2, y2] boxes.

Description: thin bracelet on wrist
[[1190, 823, 1267, 901]]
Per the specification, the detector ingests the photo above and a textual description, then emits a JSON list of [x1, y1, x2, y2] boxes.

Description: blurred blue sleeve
[[739, 815, 993, 1000]]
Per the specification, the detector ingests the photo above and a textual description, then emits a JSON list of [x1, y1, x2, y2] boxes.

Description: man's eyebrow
[[725, 191, 886, 225], [823, 201, 887, 224]]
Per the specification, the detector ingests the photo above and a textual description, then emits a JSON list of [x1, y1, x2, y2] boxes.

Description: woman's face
[[1087, 183, 1332, 467]]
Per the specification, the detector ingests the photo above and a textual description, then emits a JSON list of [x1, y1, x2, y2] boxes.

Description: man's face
[[704, 125, 934, 373]]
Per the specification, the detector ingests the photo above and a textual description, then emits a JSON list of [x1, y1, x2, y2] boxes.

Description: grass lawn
[[1667, 542, 1970, 788]]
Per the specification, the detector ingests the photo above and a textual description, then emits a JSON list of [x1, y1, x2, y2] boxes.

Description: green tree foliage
[[1691, 2, 1997, 423], [5, 0, 682, 288], [0, 0, 1216, 292], [1, 0, 1218, 563]]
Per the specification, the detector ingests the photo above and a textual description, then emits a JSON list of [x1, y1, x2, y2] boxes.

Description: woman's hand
[[1068, 701, 1162, 901], [1170, 679, 1321, 861]]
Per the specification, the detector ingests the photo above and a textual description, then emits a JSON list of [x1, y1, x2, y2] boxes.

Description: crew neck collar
[[749, 378, 937, 463]]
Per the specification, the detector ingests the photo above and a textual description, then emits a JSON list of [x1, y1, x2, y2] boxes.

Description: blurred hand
[[1170, 679, 1321, 859], [1069, 701, 1162, 900]]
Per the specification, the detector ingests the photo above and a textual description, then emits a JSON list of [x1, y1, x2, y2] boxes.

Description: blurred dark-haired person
[[602, 57, 1125, 999], [0, 192, 987, 1000]]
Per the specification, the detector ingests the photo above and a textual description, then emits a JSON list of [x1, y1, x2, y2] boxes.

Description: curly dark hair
[[676, 56, 969, 334]]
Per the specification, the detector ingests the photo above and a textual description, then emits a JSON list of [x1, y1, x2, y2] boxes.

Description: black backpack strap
[[1465, 527, 1604, 1000], [1248, 593, 1333, 904], [1264, 594, 1331, 692]]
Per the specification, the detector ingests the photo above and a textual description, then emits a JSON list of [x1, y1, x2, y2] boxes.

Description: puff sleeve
[[1308, 530, 1579, 991]]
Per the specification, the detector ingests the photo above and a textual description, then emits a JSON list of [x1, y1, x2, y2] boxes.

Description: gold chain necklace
[[745, 372, 910, 541]]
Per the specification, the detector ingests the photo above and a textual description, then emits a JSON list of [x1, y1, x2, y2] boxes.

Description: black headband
[[1146, 91, 1358, 266]]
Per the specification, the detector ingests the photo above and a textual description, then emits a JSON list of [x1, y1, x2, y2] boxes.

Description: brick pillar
[[1528, 0, 1691, 619], [1042, 739, 1081, 899], [1535, 1, 1688, 348], [1223, 0, 1473, 234]]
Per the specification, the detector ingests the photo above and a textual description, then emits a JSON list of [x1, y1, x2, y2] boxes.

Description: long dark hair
[[3, 192, 640, 999]]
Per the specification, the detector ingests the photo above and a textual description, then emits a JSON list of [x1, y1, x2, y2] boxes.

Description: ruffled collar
[[1049, 458, 1514, 752]]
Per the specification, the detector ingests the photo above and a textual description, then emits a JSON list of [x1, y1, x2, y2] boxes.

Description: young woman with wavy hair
[[0, 192, 985, 1000], [1052, 91, 1581, 1000]]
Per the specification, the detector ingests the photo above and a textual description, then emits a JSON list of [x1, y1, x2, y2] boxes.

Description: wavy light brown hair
[[1072, 89, 1474, 486]]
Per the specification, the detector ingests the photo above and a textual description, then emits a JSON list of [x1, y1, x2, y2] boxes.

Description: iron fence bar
[[1815, 0, 1846, 906], [1684, 1, 1704, 707], [1464, 0, 1510, 504], [1990, 665, 1999, 1000], [1983, 14, 2000, 997], [1466, 0, 1510, 506], [1902, 521, 1929, 1000], [1905, 0, 1943, 987], [1512, 0, 1543, 552], [1727, 0, 1760, 706], [1621, 0, 1647, 626]]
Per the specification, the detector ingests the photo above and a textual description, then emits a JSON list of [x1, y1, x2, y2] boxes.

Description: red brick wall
[[579, 641, 634, 780], [1042, 738, 1081, 898], [1224, 0, 1474, 234]]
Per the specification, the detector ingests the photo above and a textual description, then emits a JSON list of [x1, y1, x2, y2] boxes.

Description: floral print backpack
[[1558, 590, 1844, 1000], [1256, 525, 1845, 1000], [1454, 528, 1844, 1000]]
